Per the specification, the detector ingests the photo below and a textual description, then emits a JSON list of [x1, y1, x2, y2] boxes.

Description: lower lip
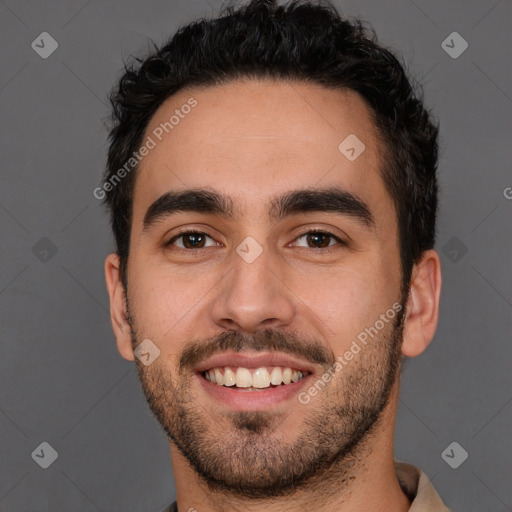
[[196, 372, 313, 411]]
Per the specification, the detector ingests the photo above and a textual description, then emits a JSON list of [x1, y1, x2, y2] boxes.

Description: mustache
[[179, 328, 335, 372]]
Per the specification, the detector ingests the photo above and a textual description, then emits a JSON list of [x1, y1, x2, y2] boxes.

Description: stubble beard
[[129, 302, 406, 499]]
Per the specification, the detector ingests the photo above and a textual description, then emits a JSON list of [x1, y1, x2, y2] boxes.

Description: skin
[[105, 80, 442, 512]]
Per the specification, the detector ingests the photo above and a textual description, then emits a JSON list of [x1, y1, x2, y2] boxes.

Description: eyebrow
[[142, 186, 376, 232]]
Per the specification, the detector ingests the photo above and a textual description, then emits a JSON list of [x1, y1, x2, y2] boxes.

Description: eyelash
[[165, 229, 347, 254]]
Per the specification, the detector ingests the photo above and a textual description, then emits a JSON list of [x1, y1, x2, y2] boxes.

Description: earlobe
[[104, 253, 135, 361], [401, 249, 442, 358]]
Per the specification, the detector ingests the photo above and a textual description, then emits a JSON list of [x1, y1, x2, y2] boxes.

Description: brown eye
[[167, 231, 216, 249], [294, 231, 344, 250], [306, 232, 331, 248]]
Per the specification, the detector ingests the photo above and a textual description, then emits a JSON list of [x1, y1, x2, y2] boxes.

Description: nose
[[209, 245, 295, 334]]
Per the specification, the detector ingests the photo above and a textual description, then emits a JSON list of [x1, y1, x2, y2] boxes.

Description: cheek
[[127, 260, 214, 342], [300, 262, 395, 348]]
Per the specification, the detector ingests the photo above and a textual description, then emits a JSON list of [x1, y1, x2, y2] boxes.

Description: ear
[[104, 253, 135, 361], [401, 249, 442, 357]]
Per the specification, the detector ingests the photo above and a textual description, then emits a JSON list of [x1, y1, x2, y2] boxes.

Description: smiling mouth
[[202, 365, 310, 390]]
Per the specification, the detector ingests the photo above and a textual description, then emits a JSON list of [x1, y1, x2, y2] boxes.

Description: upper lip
[[194, 351, 317, 374]]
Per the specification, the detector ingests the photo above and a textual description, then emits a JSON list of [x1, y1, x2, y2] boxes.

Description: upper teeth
[[204, 366, 306, 388]]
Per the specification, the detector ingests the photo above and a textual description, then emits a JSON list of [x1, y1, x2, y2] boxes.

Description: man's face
[[124, 80, 405, 496]]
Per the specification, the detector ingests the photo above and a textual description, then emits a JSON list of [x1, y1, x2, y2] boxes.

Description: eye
[[164, 229, 345, 253], [166, 230, 218, 250], [292, 231, 346, 251]]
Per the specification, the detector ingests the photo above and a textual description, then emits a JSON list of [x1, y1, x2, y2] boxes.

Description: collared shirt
[[394, 461, 452, 511], [161, 460, 452, 511]]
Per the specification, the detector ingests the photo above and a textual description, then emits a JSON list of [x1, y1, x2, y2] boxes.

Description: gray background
[[1, 0, 510, 511]]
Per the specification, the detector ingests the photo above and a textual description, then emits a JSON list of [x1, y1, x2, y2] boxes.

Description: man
[[102, 0, 450, 510]]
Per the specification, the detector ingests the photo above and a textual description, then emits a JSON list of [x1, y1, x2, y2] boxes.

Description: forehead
[[132, 79, 390, 226]]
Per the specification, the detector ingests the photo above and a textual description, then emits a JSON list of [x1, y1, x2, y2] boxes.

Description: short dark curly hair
[[103, 0, 439, 296]]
